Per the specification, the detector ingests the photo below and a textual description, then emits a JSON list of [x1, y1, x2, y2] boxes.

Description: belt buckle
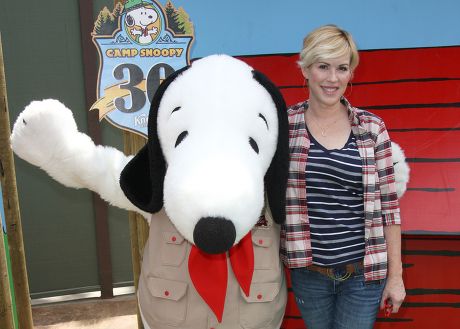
[[326, 267, 352, 282]]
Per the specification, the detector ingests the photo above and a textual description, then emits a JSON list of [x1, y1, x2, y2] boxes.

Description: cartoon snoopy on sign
[[11, 55, 290, 329], [124, 0, 161, 45]]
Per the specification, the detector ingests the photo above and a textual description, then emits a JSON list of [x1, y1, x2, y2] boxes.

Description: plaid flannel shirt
[[280, 99, 401, 282]]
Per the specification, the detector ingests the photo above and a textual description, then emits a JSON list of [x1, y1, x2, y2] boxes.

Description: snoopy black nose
[[193, 217, 236, 254]]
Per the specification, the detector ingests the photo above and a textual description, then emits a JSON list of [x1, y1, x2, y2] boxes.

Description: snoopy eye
[[175, 131, 188, 147], [249, 137, 259, 154], [126, 15, 134, 26], [258, 113, 268, 129]]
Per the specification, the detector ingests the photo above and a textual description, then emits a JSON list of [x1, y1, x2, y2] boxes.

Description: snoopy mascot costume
[[11, 55, 291, 329]]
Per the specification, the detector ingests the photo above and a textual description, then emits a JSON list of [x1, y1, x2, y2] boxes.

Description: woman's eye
[[175, 131, 188, 147], [339, 66, 349, 72], [249, 137, 259, 154], [318, 64, 328, 70]]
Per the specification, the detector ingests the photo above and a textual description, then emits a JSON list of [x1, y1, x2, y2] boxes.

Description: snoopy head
[[125, 5, 158, 28], [120, 55, 289, 254]]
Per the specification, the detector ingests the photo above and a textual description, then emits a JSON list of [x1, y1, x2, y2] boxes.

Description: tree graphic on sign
[[93, 1, 193, 36]]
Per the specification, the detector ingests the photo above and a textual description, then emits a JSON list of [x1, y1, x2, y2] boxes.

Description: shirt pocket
[[252, 234, 276, 270], [239, 281, 284, 329], [146, 277, 188, 326], [161, 231, 187, 266]]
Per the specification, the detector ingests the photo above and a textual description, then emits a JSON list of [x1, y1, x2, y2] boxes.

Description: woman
[[281, 25, 406, 329]]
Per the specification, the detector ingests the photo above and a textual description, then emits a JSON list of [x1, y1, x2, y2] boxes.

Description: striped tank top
[[306, 130, 365, 266]]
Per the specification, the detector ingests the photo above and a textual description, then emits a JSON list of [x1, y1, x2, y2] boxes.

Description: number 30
[[113, 63, 175, 113]]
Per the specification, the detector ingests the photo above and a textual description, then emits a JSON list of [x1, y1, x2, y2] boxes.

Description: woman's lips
[[321, 86, 339, 95]]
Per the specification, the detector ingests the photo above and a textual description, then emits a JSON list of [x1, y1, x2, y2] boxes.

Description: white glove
[[11, 99, 150, 219]]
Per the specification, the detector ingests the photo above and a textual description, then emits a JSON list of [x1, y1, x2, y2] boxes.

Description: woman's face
[[301, 54, 352, 109]]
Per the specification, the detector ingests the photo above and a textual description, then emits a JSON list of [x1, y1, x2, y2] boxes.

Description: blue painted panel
[[159, 0, 460, 57]]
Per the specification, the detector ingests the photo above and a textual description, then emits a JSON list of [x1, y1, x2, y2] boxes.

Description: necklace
[[307, 112, 339, 137]]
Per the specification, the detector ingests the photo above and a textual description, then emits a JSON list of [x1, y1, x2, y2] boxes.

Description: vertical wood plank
[[123, 131, 148, 329], [0, 33, 33, 329], [77, 0, 114, 299]]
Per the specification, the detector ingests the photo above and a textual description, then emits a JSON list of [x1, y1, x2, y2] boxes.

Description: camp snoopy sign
[[91, 0, 194, 137]]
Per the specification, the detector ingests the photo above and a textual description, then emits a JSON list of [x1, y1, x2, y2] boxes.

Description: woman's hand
[[381, 224, 406, 314], [380, 274, 406, 314]]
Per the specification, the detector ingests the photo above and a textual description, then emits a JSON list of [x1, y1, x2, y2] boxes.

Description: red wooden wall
[[239, 47, 460, 328], [280, 237, 460, 329]]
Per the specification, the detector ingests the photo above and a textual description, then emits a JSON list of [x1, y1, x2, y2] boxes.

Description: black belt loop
[[352, 261, 360, 273]]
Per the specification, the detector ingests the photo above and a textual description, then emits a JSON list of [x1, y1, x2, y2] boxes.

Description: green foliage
[[165, 0, 193, 35], [165, 0, 181, 34], [113, 2, 124, 17], [176, 7, 194, 35], [93, 4, 123, 36]]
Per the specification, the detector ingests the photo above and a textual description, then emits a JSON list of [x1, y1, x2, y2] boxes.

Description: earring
[[344, 81, 353, 98], [303, 78, 308, 88], [302, 78, 309, 98]]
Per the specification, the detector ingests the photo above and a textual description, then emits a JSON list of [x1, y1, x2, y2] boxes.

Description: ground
[[32, 295, 138, 329]]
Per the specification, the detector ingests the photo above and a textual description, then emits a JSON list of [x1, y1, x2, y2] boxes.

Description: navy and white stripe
[[306, 130, 365, 266]]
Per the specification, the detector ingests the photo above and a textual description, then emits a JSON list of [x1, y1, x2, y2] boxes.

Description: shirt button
[[164, 290, 170, 296], [258, 239, 263, 245], [257, 294, 263, 300], [171, 236, 177, 242]]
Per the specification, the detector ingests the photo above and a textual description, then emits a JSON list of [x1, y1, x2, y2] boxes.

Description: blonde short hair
[[298, 25, 359, 70]]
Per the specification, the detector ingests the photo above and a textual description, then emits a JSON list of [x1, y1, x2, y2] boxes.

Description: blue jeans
[[290, 266, 385, 329]]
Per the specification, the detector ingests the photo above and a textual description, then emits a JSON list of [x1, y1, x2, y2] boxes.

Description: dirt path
[[32, 295, 138, 329]]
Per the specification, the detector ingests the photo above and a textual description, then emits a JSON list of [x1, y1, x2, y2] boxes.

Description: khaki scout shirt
[[138, 209, 287, 329]]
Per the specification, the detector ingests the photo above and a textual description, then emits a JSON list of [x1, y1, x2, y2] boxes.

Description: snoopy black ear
[[120, 144, 162, 212], [120, 65, 190, 213], [252, 70, 289, 224]]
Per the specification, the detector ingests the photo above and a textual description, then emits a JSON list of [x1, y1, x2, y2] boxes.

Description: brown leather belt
[[307, 261, 364, 281]]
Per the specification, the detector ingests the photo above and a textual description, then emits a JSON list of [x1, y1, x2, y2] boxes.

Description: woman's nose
[[327, 69, 338, 81]]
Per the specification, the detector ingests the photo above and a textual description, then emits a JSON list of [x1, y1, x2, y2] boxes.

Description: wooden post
[[123, 132, 149, 329], [0, 34, 34, 329], [112, 1, 149, 328], [79, 0, 148, 324], [78, 0, 114, 299], [0, 227, 15, 329]]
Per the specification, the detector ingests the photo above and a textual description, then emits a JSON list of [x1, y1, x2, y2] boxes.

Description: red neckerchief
[[188, 232, 254, 322]]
